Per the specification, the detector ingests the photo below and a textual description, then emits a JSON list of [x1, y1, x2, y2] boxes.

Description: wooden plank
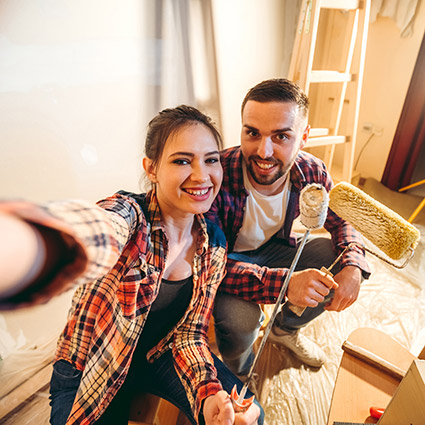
[[327, 327, 416, 425], [309, 127, 329, 137], [0, 362, 52, 419], [379, 360, 425, 424], [0, 386, 51, 425], [306, 135, 345, 148], [321, 0, 359, 10], [154, 398, 180, 425], [310, 70, 352, 83], [341, 341, 406, 380]]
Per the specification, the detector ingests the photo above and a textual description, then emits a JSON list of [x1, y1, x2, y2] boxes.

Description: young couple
[[0, 79, 369, 425]]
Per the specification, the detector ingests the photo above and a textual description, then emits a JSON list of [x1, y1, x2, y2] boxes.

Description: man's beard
[[246, 155, 292, 186]]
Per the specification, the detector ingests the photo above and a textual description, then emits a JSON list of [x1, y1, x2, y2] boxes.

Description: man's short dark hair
[[241, 78, 309, 118]]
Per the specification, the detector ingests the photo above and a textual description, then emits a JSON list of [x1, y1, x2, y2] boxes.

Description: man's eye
[[247, 130, 259, 138], [276, 133, 289, 141]]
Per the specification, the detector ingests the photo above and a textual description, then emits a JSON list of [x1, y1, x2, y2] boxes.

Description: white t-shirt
[[233, 162, 291, 252]]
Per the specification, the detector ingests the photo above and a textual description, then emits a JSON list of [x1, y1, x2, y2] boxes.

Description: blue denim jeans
[[213, 234, 337, 374], [49, 350, 264, 425]]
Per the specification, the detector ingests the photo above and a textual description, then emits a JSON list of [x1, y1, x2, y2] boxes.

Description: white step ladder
[[289, 0, 371, 182]]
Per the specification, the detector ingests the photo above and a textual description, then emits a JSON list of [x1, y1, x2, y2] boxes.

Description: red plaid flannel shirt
[[205, 146, 370, 304], [2, 191, 226, 424]]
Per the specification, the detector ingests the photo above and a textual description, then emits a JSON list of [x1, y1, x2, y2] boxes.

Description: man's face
[[240, 100, 310, 195]]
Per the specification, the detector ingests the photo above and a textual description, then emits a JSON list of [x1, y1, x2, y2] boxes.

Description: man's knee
[[299, 236, 336, 269], [213, 294, 263, 336]]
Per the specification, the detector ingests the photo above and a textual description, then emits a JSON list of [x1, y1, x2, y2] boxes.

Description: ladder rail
[[288, 0, 371, 182], [288, 0, 310, 83], [324, 7, 360, 169], [304, 0, 323, 93], [342, 0, 371, 182]]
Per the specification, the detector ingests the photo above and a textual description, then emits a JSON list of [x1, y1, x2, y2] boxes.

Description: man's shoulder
[[290, 151, 330, 187], [220, 145, 241, 164], [219, 146, 244, 192], [295, 150, 325, 166], [295, 150, 328, 173]]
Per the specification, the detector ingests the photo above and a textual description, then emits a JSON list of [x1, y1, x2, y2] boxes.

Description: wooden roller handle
[[288, 266, 333, 316]]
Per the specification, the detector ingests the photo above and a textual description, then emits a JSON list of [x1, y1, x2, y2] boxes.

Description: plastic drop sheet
[[0, 289, 73, 400], [1, 225, 424, 424], [256, 224, 425, 425]]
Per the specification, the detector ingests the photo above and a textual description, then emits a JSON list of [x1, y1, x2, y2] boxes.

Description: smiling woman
[[0, 105, 263, 425], [143, 110, 223, 220]]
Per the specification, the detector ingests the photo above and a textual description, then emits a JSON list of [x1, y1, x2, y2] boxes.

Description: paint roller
[[231, 183, 329, 411], [289, 181, 421, 317], [329, 181, 420, 266]]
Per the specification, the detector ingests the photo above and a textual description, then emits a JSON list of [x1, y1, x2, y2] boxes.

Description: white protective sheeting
[[257, 224, 425, 424], [0, 290, 73, 400]]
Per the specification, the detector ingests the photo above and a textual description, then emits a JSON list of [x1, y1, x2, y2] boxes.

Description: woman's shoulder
[[115, 190, 149, 211], [204, 217, 227, 249], [98, 191, 149, 217]]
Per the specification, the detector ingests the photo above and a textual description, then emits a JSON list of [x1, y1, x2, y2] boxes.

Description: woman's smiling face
[[145, 123, 223, 217]]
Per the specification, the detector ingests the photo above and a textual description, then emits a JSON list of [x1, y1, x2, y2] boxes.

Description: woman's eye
[[206, 157, 219, 164], [173, 159, 190, 165]]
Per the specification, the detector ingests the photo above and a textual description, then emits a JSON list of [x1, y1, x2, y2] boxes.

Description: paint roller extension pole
[[236, 229, 311, 405], [233, 184, 329, 408]]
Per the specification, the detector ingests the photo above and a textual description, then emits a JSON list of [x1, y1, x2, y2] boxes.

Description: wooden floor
[[0, 385, 50, 425], [0, 387, 193, 425]]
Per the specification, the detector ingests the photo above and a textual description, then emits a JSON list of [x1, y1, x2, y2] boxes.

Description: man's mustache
[[248, 155, 283, 166]]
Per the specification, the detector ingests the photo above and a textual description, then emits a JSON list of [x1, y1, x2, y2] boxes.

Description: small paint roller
[[290, 181, 421, 317], [231, 184, 329, 411]]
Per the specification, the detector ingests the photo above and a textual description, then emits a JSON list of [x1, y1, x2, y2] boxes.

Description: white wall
[[212, 0, 425, 182], [212, 0, 297, 148], [355, 0, 425, 181], [3, 1, 421, 203], [0, 0, 148, 202]]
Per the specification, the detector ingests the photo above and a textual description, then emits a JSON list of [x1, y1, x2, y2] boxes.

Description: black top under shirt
[[134, 275, 194, 358]]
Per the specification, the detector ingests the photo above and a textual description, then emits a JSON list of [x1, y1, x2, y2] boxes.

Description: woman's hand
[[203, 390, 260, 425], [0, 212, 45, 298]]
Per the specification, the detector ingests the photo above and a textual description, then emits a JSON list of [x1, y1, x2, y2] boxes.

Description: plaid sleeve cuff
[[195, 380, 223, 420], [340, 244, 371, 279], [219, 259, 288, 304], [0, 200, 122, 309]]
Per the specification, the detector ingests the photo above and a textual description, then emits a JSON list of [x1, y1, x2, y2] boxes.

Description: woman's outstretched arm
[[0, 212, 47, 298]]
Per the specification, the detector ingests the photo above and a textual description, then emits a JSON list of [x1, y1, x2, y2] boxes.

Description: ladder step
[[321, 0, 360, 10], [307, 135, 346, 148], [309, 127, 329, 137], [310, 71, 352, 83], [331, 165, 361, 184]]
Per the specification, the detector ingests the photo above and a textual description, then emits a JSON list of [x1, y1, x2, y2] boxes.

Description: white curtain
[[143, 0, 221, 127], [370, 0, 420, 37]]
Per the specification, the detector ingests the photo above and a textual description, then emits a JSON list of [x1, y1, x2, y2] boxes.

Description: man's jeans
[[213, 235, 337, 375], [49, 350, 264, 425]]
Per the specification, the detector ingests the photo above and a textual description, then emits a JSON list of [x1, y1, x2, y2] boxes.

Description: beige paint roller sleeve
[[329, 182, 420, 261]]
